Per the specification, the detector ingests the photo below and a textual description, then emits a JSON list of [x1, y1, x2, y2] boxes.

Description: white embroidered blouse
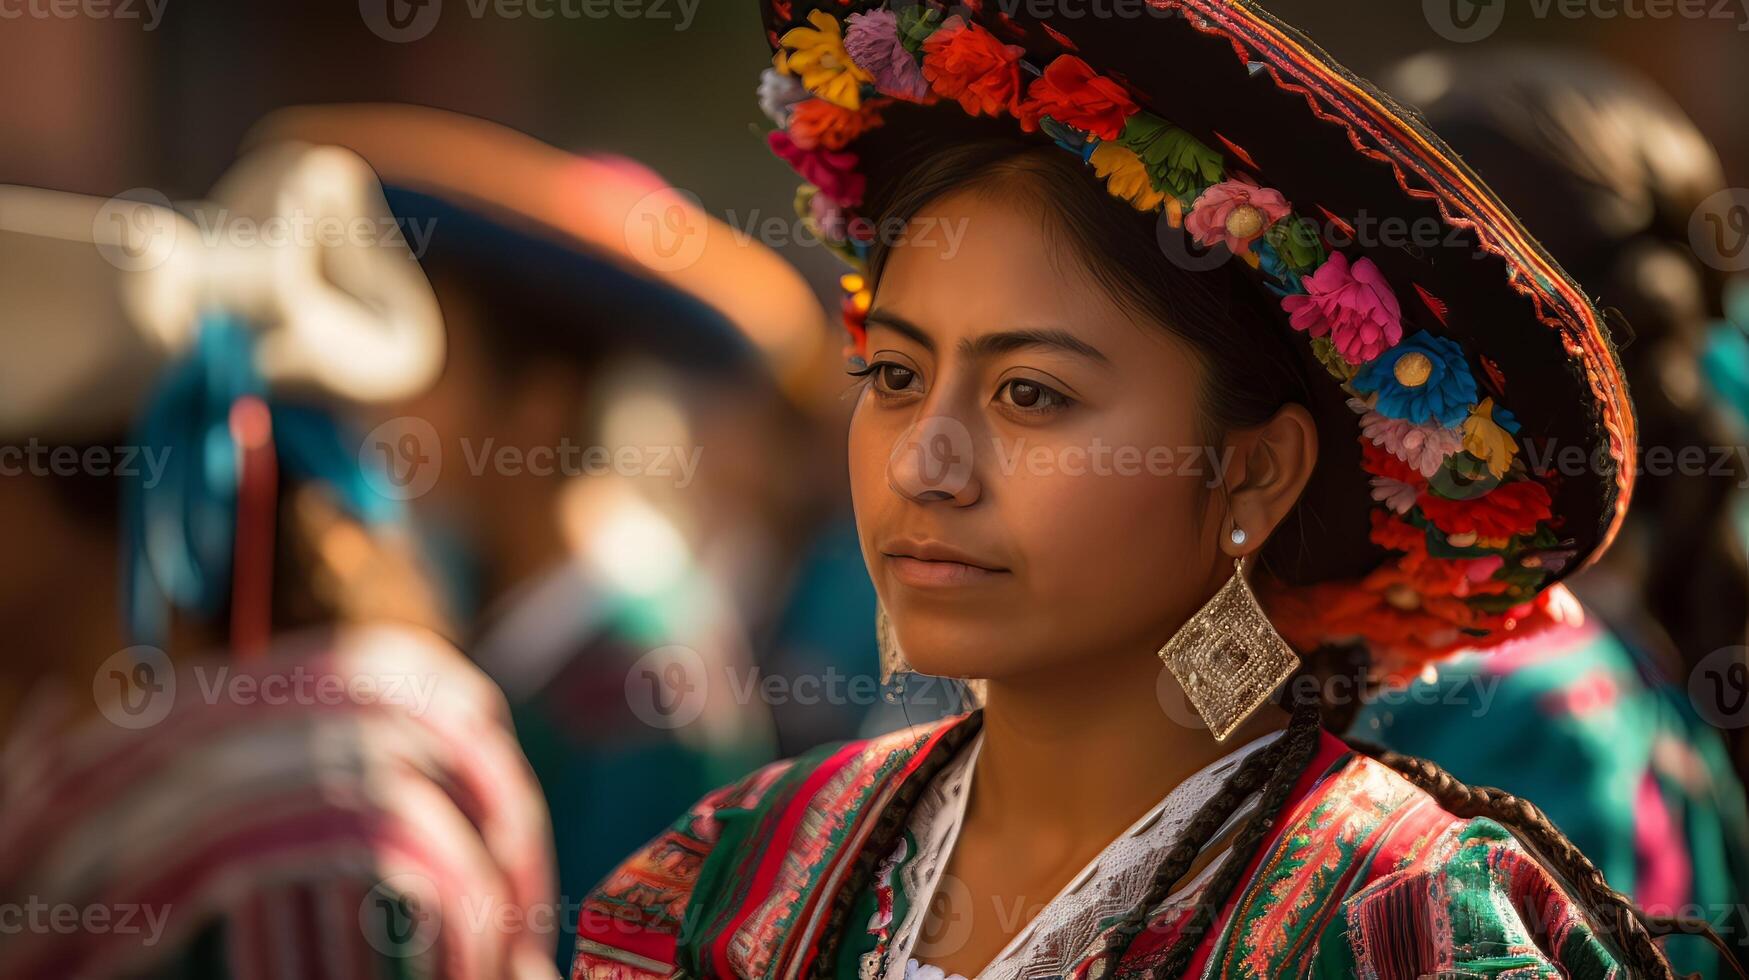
[[880, 730, 1281, 980]]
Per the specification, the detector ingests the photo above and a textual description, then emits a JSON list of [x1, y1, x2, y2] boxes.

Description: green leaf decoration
[[896, 7, 942, 54], [1266, 215, 1326, 272], [1118, 114, 1224, 202], [1309, 337, 1356, 382]]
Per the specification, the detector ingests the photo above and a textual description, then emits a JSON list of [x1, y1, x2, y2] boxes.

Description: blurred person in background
[[0, 142, 557, 977], [1353, 50, 1749, 975], [245, 104, 846, 969]]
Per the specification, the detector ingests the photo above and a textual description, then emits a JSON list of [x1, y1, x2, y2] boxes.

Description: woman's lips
[[883, 553, 1010, 588]]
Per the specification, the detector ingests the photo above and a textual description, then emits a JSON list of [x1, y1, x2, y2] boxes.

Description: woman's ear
[[1219, 403, 1318, 558]]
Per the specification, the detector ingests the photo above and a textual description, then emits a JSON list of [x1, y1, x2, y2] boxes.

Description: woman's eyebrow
[[865, 311, 1109, 366], [961, 328, 1110, 365], [864, 310, 934, 351]]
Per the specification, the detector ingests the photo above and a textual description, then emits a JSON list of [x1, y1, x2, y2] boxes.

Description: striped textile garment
[[0, 624, 560, 980]]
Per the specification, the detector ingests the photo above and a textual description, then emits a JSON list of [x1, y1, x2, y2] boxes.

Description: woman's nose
[[886, 413, 982, 506]]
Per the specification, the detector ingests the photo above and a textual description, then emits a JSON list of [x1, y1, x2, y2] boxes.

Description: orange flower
[[920, 17, 1025, 118], [786, 98, 883, 151], [1016, 55, 1137, 140]]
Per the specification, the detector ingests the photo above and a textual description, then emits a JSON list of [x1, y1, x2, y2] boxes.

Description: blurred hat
[[0, 141, 445, 441], [244, 104, 831, 405]]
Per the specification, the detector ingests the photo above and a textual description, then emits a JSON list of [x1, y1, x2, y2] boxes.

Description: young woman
[[571, 2, 1709, 977]]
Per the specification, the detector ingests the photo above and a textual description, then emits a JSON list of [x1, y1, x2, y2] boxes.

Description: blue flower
[[1254, 239, 1303, 295], [1352, 331, 1477, 429]]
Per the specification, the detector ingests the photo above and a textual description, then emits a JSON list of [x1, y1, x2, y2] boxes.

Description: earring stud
[[1230, 527, 1247, 546]]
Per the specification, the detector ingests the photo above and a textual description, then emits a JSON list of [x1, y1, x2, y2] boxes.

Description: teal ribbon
[[122, 313, 405, 648]]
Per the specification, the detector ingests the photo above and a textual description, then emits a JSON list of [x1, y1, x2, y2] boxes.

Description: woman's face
[[850, 186, 1236, 684]]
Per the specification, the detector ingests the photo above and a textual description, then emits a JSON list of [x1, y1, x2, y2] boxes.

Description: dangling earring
[[1156, 544, 1299, 741]]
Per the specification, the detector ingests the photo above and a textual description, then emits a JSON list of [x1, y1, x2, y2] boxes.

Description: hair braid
[[1086, 698, 1324, 976], [1348, 740, 1744, 980]]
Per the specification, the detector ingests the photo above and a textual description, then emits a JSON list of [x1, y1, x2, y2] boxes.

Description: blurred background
[[2, 1, 1748, 977]]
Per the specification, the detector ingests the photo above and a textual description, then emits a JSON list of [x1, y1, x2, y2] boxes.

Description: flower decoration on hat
[[755, 0, 1574, 678], [1187, 177, 1292, 254], [1282, 253, 1404, 364], [1352, 331, 1478, 430], [776, 10, 876, 110], [920, 16, 1026, 117]]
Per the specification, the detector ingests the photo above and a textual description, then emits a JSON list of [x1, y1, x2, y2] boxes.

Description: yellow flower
[[774, 10, 873, 111], [1462, 397, 1518, 478], [1090, 141, 1166, 212]]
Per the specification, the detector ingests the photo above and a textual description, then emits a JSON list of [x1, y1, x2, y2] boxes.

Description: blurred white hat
[[0, 141, 444, 442]]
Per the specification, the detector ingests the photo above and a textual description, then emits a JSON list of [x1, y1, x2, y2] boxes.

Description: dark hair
[[830, 136, 1700, 976]]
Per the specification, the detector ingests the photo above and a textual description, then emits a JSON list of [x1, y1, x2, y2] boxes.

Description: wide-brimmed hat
[[245, 104, 833, 407], [755, 0, 1635, 680]]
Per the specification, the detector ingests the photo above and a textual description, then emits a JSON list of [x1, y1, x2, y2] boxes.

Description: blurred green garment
[[473, 554, 775, 971], [1353, 615, 1749, 977]]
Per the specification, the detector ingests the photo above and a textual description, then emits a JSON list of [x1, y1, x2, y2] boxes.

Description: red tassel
[[1413, 283, 1450, 325]]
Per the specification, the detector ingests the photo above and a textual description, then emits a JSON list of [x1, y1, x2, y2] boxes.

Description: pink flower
[[844, 10, 932, 103], [1186, 177, 1291, 253], [768, 130, 865, 207], [1351, 397, 1462, 478], [1282, 253, 1404, 364], [809, 189, 848, 240], [1370, 475, 1420, 515]]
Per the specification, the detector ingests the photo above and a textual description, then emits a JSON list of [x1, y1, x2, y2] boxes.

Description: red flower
[[1369, 510, 1428, 555], [787, 99, 884, 151], [1360, 441, 1424, 488], [920, 17, 1025, 118], [1016, 55, 1137, 140], [768, 130, 866, 207], [1416, 478, 1553, 540]]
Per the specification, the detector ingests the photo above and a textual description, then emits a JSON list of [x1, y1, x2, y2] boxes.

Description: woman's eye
[[873, 362, 918, 394], [998, 378, 1069, 413]]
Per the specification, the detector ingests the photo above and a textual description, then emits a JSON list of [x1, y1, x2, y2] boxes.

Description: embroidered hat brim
[[756, 0, 1634, 680]]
